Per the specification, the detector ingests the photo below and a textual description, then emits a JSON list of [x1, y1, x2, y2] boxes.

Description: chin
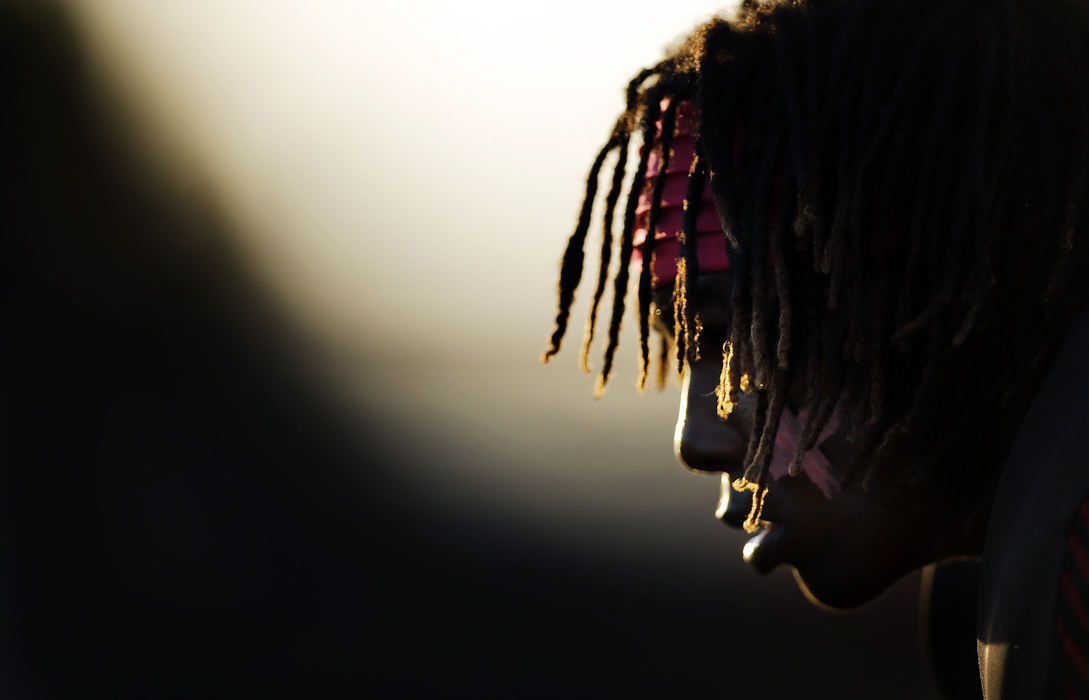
[[790, 566, 898, 611]]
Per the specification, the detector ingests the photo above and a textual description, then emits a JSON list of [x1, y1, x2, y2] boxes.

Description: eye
[[651, 303, 675, 337]]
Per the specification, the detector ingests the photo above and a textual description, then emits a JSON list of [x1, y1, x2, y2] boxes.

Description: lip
[[714, 474, 753, 528], [741, 524, 788, 575], [717, 479, 791, 573]]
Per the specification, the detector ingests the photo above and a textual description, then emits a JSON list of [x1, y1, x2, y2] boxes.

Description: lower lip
[[741, 525, 786, 574]]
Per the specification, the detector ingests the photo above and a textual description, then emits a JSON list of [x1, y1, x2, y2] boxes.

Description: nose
[[673, 358, 748, 474]]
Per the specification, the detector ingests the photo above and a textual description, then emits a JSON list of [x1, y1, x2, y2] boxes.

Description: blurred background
[[2, 0, 942, 696]]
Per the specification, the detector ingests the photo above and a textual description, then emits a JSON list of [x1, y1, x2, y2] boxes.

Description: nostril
[[676, 442, 706, 472], [675, 428, 721, 473], [675, 421, 748, 474]]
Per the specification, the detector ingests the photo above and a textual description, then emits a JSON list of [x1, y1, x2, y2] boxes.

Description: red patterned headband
[[632, 100, 731, 290]]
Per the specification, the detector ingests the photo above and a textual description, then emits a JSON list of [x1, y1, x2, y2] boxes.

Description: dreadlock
[[540, 46, 699, 386], [545, 0, 1089, 530]]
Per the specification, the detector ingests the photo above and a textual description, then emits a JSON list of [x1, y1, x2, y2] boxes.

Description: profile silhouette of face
[[657, 272, 990, 609]]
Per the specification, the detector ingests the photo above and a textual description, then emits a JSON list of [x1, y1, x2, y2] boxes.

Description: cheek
[[766, 407, 844, 498]]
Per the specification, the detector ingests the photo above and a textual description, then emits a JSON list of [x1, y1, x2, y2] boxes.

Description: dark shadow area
[[921, 561, 983, 700]]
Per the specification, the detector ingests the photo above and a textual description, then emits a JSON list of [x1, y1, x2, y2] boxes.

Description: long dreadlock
[[544, 0, 1089, 530]]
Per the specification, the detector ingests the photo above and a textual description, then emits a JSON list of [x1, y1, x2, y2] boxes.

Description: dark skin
[[655, 272, 996, 609]]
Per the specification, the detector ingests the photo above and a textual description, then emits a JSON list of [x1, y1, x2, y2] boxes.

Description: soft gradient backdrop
[[52, 1, 943, 696]]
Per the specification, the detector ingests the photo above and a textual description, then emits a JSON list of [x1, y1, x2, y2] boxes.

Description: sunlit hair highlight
[[545, 0, 1089, 529]]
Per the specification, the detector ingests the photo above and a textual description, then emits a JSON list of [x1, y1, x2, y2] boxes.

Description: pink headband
[[632, 100, 731, 290], [635, 103, 844, 496]]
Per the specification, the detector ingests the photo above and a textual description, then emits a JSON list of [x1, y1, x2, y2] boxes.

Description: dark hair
[[544, 0, 1089, 529]]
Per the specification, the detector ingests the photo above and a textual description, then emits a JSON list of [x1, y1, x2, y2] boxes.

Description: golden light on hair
[[731, 476, 769, 533], [715, 341, 736, 418]]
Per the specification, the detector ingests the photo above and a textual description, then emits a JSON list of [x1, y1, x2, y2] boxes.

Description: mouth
[[716, 474, 788, 574], [714, 473, 751, 527], [741, 524, 787, 575]]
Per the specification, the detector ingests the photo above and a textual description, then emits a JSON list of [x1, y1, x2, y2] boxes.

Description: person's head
[[544, 0, 1089, 608]]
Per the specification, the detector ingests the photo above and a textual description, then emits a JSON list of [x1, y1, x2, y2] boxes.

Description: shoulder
[[978, 308, 1089, 699]]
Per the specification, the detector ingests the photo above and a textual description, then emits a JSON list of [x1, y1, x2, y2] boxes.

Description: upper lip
[[718, 483, 790, 530], [717, 481, 753, 529]]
